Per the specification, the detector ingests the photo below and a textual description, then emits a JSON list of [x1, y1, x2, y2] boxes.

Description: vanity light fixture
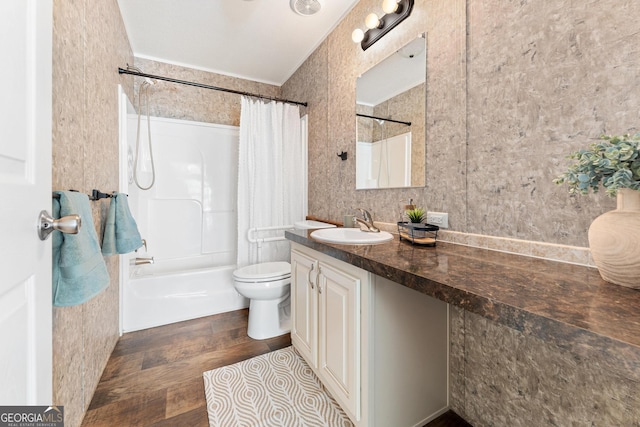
[[382, 0, 401, 13], [352, 0, 414, 51], [365, 13, 382, 30], [352, 28, 365, 43]]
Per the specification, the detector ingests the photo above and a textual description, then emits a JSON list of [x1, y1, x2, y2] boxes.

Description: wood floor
[[82, 309, 471, 427]]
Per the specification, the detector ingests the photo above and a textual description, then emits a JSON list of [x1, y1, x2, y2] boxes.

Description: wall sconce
[[351, 0, 414, 51]]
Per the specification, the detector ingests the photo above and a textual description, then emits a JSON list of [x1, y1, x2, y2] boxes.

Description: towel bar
[[90, 189, 114, 200], [52, 189, 119, 200]]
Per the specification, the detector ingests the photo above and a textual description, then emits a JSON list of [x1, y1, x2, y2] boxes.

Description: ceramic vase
[[588, 188, 640, 289]]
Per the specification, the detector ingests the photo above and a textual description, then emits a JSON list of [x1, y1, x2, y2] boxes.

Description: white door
[[0, 0, 53, 404]]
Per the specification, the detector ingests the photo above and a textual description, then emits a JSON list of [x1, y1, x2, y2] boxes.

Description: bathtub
[[122, 262, 248, 332]]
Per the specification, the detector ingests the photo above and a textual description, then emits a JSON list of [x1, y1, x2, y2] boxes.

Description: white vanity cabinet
[[291, 245, 366, 422], [290, 242, 449, 427]]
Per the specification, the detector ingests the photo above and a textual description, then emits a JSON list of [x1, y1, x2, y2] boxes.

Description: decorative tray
[[397, 222, 439, 246]]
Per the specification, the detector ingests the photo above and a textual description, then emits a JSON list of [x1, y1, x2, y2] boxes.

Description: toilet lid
[[233, 261, 291, 282]]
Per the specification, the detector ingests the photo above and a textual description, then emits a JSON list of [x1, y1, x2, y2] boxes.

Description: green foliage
[[405, 207, 425, 223], [554, 134, 640, 197]]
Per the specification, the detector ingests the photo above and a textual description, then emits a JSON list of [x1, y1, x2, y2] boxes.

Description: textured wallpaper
[[52, 0, 133, 425], [132, 58, 281, 126], [282, 0, 469, 236], [450, 308, 640, 426], [281, 0, 640, 248], [281, 0, 640, 424], [465, 0, 639, 245]]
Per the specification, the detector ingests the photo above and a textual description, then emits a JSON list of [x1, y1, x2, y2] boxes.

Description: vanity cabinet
[[291, 246, 366, 421], [290, 242, 448, 427]]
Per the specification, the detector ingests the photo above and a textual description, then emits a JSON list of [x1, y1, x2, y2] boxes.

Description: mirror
[[356, 35, 426, 189]]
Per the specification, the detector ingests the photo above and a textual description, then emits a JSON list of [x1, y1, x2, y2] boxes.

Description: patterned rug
[[203, 346, 353, 427]]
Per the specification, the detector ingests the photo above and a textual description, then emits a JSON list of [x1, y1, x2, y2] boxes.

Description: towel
[[102, 192, 143, 256], [52, 191, 110, 307]]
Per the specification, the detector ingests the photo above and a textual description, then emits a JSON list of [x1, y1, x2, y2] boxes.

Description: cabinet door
[[290, 249, 318, 368], [318, 263, 361, 421]]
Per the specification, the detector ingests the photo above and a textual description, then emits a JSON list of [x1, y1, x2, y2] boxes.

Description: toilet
[[234, 220, 335, 340], [233, 261, 292, 340]]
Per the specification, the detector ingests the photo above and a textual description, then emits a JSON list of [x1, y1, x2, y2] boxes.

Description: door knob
[[38, 210, 82, 241]]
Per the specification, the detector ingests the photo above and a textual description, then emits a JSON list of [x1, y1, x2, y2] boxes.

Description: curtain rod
[[356, 113, 411, 126], [118, 67, 308, 107]]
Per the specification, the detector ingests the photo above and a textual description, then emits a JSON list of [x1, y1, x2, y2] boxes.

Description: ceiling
[[117, 0, 360, 86]]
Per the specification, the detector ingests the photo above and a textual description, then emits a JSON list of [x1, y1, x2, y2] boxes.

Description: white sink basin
[[310, 228, 394, 245]]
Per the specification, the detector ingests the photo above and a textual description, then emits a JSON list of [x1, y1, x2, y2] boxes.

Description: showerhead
[[374, 118, 385, 126], [143, 77, 155, 86]]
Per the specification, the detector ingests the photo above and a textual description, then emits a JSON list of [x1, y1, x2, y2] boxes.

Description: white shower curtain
[[237, 97, 305, 268]]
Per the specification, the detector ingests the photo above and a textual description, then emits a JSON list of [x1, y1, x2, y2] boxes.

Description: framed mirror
[[356, 35, 426, 190]]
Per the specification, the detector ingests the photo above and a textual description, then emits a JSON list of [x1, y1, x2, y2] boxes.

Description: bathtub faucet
[[131, 256, 154, 266]]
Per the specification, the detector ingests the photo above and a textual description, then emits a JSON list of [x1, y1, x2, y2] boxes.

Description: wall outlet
[[426, 211, 448, 228]]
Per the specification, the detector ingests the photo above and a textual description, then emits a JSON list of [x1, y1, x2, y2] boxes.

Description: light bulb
[[365, 13, 381, 29], [382, 0, 400, 14], [352, 28, 365, 43]]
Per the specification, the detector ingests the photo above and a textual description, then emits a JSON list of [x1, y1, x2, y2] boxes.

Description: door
[[290, 249, 318, 368], [318, 263, 361, 422], [0, 0, 53, 404]]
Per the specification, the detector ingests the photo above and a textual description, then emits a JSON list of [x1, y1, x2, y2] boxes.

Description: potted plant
[[397, 206, 439, 245], [554, 133, 640, 288], [401, 207, 426, 238], [405, 207, 426, 224]]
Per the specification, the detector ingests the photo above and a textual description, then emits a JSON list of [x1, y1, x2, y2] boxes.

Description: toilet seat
[[233, 261, 291, 283]]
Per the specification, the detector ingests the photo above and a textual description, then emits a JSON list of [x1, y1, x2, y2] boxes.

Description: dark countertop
[[286, 229, 640, 377]]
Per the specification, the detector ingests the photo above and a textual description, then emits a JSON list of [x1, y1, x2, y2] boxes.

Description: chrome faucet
[[354, 208, 380, 232]]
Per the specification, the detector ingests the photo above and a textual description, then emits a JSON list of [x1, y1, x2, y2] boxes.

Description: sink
[[310, 228, 394, 245]]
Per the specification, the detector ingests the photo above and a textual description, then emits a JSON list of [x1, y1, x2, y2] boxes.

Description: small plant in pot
[[405, 207, 426, 224], [554, 133, 640, 289], [404, 207, 427, 238]]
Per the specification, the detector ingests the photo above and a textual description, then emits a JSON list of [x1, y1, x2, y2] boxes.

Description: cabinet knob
[[317, 267, 322, 293]]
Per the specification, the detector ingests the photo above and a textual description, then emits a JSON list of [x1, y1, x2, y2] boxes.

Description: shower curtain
[[237, 97, 304, 267]]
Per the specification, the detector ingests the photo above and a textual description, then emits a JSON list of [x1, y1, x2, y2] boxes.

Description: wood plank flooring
[[82, 309, 289, 426], [81, 309, 471, 426]]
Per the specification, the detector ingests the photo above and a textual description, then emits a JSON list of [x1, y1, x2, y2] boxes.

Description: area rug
[[203, 346, 353, 427]]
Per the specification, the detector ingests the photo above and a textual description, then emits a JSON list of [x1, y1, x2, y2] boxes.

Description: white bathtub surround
[[120, 114, 247, 332], [237, 97, 306, 267]]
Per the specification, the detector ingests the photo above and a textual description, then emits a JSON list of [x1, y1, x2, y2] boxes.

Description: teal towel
[[52, 191, 110, 307], [102, 192, 143, 256]]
